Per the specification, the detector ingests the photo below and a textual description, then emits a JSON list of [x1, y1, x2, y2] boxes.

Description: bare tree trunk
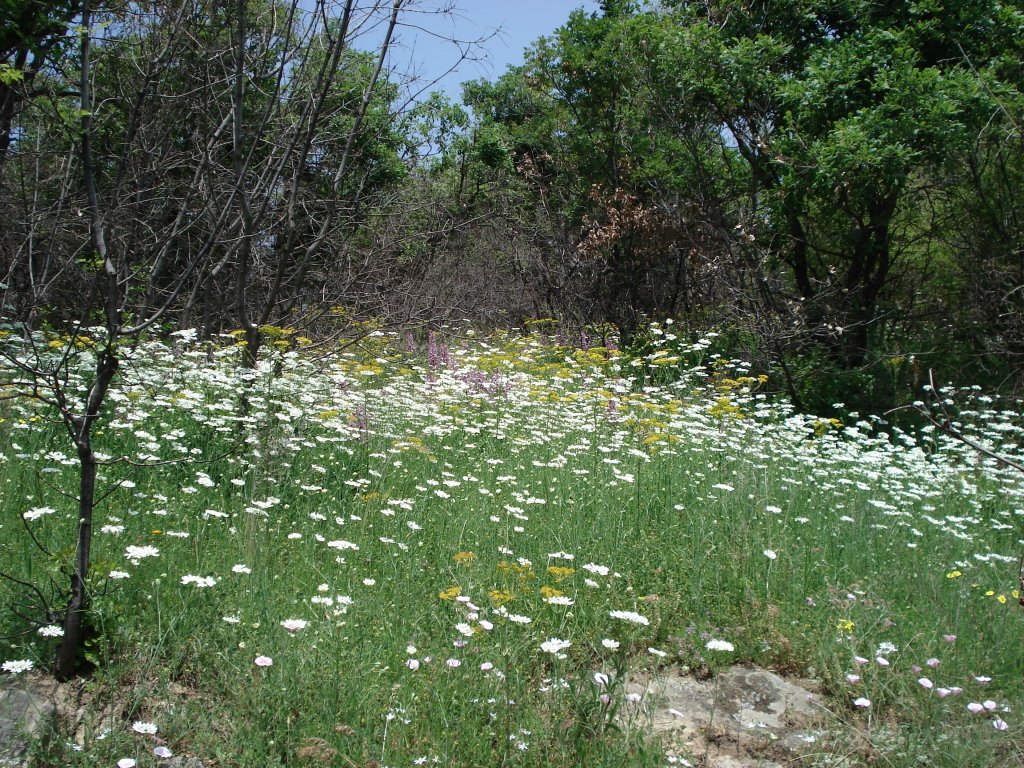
[[54, 1, 123, 679], [55, 347, 120, 680]]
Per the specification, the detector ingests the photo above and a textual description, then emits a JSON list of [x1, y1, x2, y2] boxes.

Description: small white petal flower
[[180, 574, 217, 588], [608, 610, 649, 626], [125, 545, 160, 561], [545, 595, 574, 606], [540, 638, 571, 654], [23, 506, 56, 522]]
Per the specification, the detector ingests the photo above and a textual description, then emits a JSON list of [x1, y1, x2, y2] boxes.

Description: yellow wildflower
[[438, 586, 461, 601], [488, 589, 513, 606], [546, 566, 575, 582]]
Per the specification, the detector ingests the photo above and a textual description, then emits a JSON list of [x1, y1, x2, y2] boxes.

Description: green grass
[[1, 326, 1023, 767]]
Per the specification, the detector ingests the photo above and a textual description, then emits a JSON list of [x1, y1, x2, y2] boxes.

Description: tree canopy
[[448, 0, 1024, 406], [2, 0, 1023, 412]]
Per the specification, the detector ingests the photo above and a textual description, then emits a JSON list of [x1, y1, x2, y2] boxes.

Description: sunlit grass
[[1, 324, 1022, 767]]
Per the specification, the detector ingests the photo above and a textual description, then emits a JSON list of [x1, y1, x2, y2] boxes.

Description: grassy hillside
[[1, 325, 1022, 767]]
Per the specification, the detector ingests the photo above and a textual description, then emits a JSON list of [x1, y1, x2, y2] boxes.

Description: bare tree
[[0, 0, 475, 679]]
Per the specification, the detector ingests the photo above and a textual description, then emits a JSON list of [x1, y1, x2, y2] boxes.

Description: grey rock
[[0, 680, 57, 767], [708, 756, 779, 768], [621, 665, 821, 767]]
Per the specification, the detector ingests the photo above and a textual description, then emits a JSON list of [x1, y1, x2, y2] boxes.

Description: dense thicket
[[443, 0, 1024, 411], [2, 0, 1023, 413]]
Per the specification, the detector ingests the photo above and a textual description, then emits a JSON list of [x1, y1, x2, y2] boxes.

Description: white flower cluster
[[609, 609, 649, 626]]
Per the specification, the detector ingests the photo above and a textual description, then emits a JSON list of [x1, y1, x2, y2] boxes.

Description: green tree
[[657, 0, 1018, 380], [453, 0, 1023, 404], [0, 0, 79, 160], [461, 3, 737, 342]]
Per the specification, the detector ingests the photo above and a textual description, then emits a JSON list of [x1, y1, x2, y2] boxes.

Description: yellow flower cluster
[[488, 589, 514, 606], [546, 566, 575, 582]]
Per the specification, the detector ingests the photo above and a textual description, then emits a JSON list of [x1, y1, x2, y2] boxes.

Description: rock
[[0, 678, 58, 767], [709, 755, 778, 768], [622, 665, 821, 767]]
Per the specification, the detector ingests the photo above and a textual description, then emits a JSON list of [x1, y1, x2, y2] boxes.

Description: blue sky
[[381, 0, 601, 103]]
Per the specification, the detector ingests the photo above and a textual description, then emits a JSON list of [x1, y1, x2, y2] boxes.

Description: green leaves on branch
[[447, 0, 1024, 399], [0, 63, 23, 84]]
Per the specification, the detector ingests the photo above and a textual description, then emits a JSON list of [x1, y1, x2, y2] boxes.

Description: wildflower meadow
[[1, 323, 1022, 767]]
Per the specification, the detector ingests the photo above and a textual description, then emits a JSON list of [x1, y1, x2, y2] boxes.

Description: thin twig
[[887, 370, 1024, 474], [0, 570, 55, 618]]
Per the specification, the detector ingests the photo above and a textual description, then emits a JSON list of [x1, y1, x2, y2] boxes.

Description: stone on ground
[[0, 677, 58, 768], [622, 665, 822, 767]]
